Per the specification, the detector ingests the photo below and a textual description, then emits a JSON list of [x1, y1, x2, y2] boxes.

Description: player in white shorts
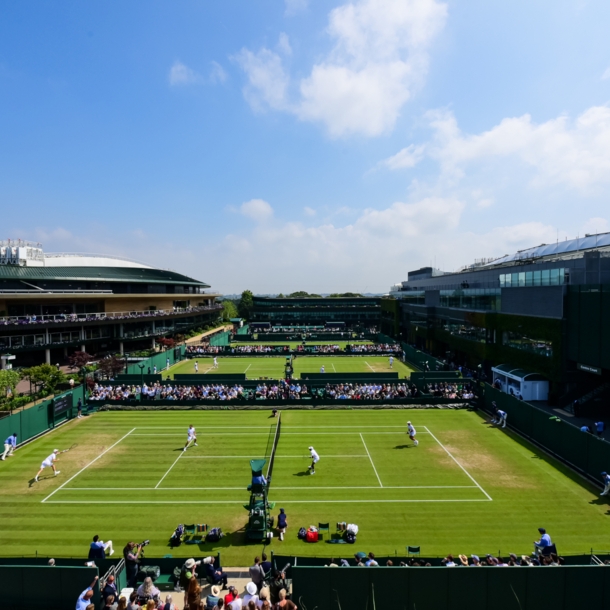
[[407, 421, 419, 446], [308, 446, 320, 474], [194, 361, 199, 373], [389, 356, 394, 369], [35, 449, 60, 481], [183, 425, 198, 451], [320, 365, 325, 374], [213, 357, 218, 369]]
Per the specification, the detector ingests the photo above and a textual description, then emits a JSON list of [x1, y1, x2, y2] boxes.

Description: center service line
[[360, 433, 383, 487]]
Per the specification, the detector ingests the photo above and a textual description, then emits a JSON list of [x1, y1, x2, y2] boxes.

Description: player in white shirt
[[407, 421, 419, 446], [308, 446, 320, 474], [194, 361, 199, 373], [491, 406, 507, 428], [320, 365, 325, 374], [183, 425, 198, 451], [389, 356, 394, 369], [35, 449, 60, 481], [213, 357, 218, 369]]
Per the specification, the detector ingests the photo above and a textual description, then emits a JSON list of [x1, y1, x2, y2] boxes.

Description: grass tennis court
[[170, 355, 414, 379], [1, 409, 608, 564]]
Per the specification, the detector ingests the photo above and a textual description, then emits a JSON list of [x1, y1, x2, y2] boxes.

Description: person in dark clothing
[[102, 575, 119, 602], [277, 508, 287, 541], [205, 561, 228, 588], [123, 542, 143, 588], [261, 553, 272, 576]]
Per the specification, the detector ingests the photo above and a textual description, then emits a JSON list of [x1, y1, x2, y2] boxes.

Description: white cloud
[[381, 105, 610, 192], [602, 67, 610, 80], [209, 61, 228, 84], [304, 206, 317, 216], [234, 46, 290, 111], [285, 0, 308, 16], [476, 198, 494, 209], [168, 60, 200, 86], [277, 33, 292, 56], [237, 0, 447, 137], [240, 199, 274, 221], [380, 144, 425, 169]]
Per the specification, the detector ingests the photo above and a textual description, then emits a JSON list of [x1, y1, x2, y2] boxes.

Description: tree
[[157, 337, 176, 350], [21, 364, 66, 395], [0, 369, 21, 400], [96, 356, 126, 379], [68, 351, 93, 371], [221, 300, 238, 322], [329, 292, 363, 298], [238, 290, 254, 320], [287, 291, 322, 298]]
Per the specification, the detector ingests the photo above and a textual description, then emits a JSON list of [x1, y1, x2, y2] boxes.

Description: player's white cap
[[53, 449, 59, 453], [407, 421, 411, 425], [308, 446, 313, 450]]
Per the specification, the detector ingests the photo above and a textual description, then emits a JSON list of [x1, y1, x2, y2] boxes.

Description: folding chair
[[318, 523, 330, 541], [184, 524, 196, 535], [407, 546, 420, 557]]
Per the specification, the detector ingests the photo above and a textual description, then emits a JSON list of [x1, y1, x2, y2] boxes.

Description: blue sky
[[2, 0, 610, 293]]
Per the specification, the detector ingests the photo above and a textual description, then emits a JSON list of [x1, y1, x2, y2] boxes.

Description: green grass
[[227, 340, 374, 347], [1, 409, 608, 564], [170, 355, 413, 379]]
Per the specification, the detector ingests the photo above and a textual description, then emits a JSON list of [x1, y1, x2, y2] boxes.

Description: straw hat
[[211, 585, 221, 596]]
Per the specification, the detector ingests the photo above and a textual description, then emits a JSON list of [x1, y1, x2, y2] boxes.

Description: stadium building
[[250, 295, 381, 329], [0, 240, 221, 367], [390, 232, 610, 405]]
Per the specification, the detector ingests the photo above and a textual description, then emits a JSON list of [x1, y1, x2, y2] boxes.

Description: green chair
[[407, 545, 420, 557], [318, 523, 330, 540], [185, 524, 196, 535]]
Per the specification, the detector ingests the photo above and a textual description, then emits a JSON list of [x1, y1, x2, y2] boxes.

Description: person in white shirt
[[308, 446, 320, 475], [183, 425, 198, 451], [213, 357, 218, 369], [35, 449, 60, 481], [389, 356, 394, 369], [407, 421, 419, 446], [491, 407, 507, 428], [194, 361, 199, 373], [320, 365, 325, 374]]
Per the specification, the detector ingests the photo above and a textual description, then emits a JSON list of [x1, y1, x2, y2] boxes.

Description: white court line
[[43, 499, 492, 505], [424, 426, 492, 501], [100, 426, 430, 430], [41, 428, 136, 504], [61, 485, 478, 491], [182, 454, 369, 459], [244, 364, 251, 375], [365, 361, 375, 372], [331, 363, 336, 372], [360, 433, 383, 487], [130, 432, 431, 437], [155, 452, 184, 489]]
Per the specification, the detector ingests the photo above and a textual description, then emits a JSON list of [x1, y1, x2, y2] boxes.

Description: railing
[[0, 289, 113, 294], [0, 304, 222, 327]]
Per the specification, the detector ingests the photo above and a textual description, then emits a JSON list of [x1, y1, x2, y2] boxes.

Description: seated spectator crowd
[[423, 382, 475, 399]]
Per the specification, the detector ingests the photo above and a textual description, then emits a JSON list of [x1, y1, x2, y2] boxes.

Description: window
[[442, 321, 488, 343], [503, 331, 552, 357], [499, 268, 567, 288]]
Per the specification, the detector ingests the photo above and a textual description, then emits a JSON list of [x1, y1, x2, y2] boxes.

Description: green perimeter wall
[[480, 384, 610, 483], [0, 385, 85, 447], [292, 566, 610, 610], [124, 345, 186, 375], [1, 565, 99, 610]]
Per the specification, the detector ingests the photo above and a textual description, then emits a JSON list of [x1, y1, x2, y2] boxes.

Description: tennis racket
[[61, 443, 78, 453]]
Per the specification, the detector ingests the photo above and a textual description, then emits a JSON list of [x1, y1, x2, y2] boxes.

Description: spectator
[[249, 557, 265, 590], [103, 594, 116, 610], [127, 592, 139, 610], [123, 542, 142, 588], [116, 598, 127, 610], [186, 575, 202, 609], [76, 575, 99, 610], [470, 555, 481, 567], [261, 553, 272, 576], [243, 582, 259, 606], [205, 561, 228, 589], [224, 586, 238, 607], [601, 472, 610, 496], [102, 574, 119, 602], [273, 590, 297, 610], [259, 587, 271, 608], [441, 554, 456, 566], [47, 558, 55, 567], [270, 571, 289, 604], [91, 534, 115, 558], [211, 599, 224, 610], [596, 421, 605, 437], [161, 594, 176, 610], [137, 576, 161, 604], [581, 425, 592, 434], [365, 553, 378, 566], [277, 508, 287, 541], [458, 555, 468, 566], [534, 527, 552, 555]]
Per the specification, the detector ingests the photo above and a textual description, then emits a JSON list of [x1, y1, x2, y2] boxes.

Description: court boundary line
[[42, 498, 492, 505], [181, 454, 369, 459], [60, 485, 479, 491], [360, 433, 383, 487], [41, 427, 136, 504], [155, 452, 183, 489], [129, 432, 432, 437], [424, 426, 492, 501]]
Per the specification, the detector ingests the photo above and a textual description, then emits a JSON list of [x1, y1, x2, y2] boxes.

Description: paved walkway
[[185, 325, 233, 346]]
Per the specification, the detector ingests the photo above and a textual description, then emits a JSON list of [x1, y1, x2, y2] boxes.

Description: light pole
[[138, 363, 145, 388]]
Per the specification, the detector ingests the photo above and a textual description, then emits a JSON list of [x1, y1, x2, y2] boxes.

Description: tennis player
[[1, 432, 17, 460], [389, 356, 394, 369], [183, 425, 198, 451], [407, 421, 419, 446], [35, 449, 60, 481], [491, 407, 507, 428], [308, 446, 320, 474], [213, 357, 218, 369], [194, 361, 199, 372]]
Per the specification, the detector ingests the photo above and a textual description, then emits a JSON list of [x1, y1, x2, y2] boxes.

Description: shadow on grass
[[293, 470, 311, 477], [394, 444, 412, 450]]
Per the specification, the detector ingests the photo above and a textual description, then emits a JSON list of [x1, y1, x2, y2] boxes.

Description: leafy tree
[[287, 291, 322, 298], [277, 293, 285, 298], [68, 351, 93, 370], [238, 290, 254, 319], [96, 356, 126, 379], [21, 364, 66, 395], [329, 292, 363, 298], [221, 300, 238, 321], [157, 337, 176, 350], [0, 369, 21, 400]]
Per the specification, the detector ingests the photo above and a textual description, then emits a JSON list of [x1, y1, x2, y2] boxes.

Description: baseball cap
[[471, 555, 479, 561], [53, 449, 59, 453], [602, 472, 607, 476]]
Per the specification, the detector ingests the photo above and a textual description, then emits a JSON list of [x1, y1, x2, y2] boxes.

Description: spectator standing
[[249, 557, 265, 591], [273, 590, 297, 610], [270, 571, 289, 604], [186, 576, 202, 609], [123, 542, 142, 588], [261, 553, 272, 576], [277, 508, 287, 541], [76, 575, 99, 610], [596, 421, 605, 438], [1, 432, 17, 460], [116, 598, 127, 610], [77, 398, 83, 418], [101, 574, 119, 601]]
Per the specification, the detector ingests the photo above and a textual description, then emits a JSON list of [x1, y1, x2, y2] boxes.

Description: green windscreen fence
[[292, 566, 610, 610], [210, 331, 231, 346], [481, 384, 610, 482], [1, 565, 99, 609], [125, 345, 186, 375], [401, 343, 446, 372]]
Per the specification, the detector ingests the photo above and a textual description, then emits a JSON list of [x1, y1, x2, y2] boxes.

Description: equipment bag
[[137, 565, 161, 581], [344, 532, 356, 544], [206, 527, 224, 542], [305, 529, 319, 543], [298, 527, 307, 539]]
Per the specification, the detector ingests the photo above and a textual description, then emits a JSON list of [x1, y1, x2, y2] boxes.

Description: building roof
[[0, 265, 209, 286]]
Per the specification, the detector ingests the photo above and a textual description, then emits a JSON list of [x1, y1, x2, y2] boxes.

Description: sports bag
[[305, 528, 319, 543], [344, 532, 356, 544], [298, 527, 307, 539], [137, 565, 161, 581], [206, 527, 224, 542]]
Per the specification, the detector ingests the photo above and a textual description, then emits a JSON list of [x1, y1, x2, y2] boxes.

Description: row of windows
[[499, 268, 568, 288], [439, 289, 501, 311]]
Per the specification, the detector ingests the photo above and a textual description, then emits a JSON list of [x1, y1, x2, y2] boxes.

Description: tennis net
[[266, 412, 282, 484]]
